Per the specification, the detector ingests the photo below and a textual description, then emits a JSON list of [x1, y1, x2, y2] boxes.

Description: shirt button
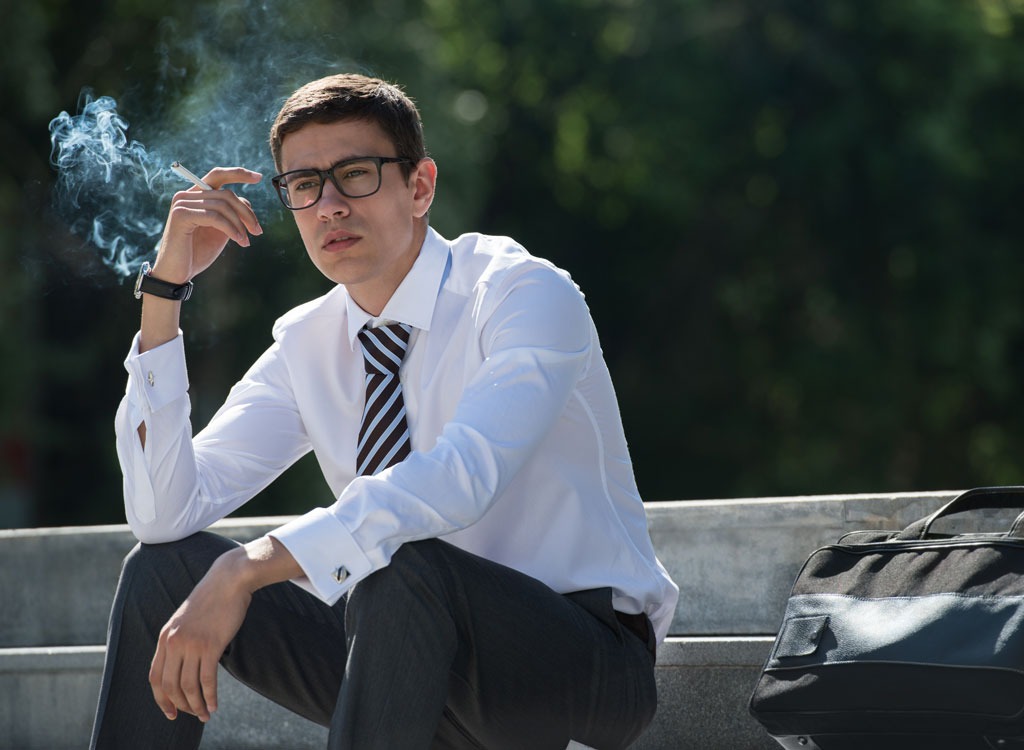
[[332, 566, 349, 584], [147, 371, 155, 386]]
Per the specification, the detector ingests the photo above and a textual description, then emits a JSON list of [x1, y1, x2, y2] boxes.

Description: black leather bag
[[749, 487, 1024, 750]]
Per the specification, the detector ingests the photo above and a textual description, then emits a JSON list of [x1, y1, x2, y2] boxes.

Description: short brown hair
[[269, 74, 426, 177]]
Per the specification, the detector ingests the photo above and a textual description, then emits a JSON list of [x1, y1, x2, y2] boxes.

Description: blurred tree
[[1, 0, 1023, 528]]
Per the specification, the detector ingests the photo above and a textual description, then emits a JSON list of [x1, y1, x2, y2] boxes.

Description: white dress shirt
[[115, 228, 679, 641]]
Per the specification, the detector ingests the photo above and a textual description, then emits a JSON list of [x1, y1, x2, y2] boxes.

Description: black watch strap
[[134, 262, 194, 302]]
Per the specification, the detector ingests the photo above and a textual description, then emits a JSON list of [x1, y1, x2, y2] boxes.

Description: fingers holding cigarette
[[171, 162, 263, 191], [170, 161, 214, 190], [169, 162, 264, 245]]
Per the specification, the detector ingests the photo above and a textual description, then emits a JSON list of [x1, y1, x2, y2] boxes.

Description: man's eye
[[341, 168, 370, 180], [292, 178, 320, 192]]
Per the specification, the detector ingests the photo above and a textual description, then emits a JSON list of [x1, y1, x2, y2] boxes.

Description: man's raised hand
[[153, 167, 264, 286]]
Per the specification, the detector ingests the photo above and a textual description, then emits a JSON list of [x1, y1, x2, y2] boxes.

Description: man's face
[[278, 118, 435, 314]]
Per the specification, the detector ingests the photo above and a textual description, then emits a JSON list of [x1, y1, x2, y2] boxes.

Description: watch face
[[133, 262, 151, 299]]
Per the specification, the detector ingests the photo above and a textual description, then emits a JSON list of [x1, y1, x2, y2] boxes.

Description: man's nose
[[317, 177, 350, 218]]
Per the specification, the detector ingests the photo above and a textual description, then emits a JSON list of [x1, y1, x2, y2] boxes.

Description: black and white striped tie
[[356, 323, 412, 476]]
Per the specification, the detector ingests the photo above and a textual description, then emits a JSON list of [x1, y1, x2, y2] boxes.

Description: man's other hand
[[148, 551, 252, 723]]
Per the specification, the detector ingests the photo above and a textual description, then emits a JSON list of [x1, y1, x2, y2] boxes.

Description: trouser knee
[[345, 539, 457, 620], [117, 531, 238, 612]]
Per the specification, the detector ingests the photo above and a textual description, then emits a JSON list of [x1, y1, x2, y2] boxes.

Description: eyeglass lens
[[279, 159, 383, 208]]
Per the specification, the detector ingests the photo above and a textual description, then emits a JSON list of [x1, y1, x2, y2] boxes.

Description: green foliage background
[[2, 0, 1023, 527]]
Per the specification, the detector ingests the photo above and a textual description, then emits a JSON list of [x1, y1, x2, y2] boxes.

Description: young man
[[90, 73, 678, 750]]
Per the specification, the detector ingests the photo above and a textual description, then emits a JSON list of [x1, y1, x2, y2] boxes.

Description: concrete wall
[[5, 490, 989, 648]]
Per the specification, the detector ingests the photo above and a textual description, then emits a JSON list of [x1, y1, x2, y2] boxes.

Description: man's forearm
[[139, 290, 184, 354]]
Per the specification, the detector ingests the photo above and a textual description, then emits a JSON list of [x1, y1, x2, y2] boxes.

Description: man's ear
[[410, 158, 437, 219]]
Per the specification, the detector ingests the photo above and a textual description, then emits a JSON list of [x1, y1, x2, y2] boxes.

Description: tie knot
[[358, 323, 411, 376]]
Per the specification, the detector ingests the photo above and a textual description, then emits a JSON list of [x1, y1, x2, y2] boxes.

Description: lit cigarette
[[170, 161, 214, 190]]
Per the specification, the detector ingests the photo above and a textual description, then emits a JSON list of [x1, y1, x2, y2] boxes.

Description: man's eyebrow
[[281, 153, 367, 173]]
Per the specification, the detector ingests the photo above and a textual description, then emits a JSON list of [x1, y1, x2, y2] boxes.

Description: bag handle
[[896, 486, 1024, 541]]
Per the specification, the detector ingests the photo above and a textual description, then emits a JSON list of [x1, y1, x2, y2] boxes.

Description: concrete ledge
[[0, 645, 327, 750], [0, 638, 776, 750], [0, 646, 108, 750], [4, 492, 995, 647], [10, 491, 1009, 747], [0, 519, 296, 648], [635, 637, 777, 750]]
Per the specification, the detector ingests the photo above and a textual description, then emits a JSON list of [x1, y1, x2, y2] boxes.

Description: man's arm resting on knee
[[149, 535, 301, 723]]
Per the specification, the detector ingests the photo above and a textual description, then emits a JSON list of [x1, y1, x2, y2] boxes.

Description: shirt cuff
[[124, 331, 189, 413], [269, 507, 374, 605]]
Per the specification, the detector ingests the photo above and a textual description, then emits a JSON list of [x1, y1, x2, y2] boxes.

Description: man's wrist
[[134, 262, 193, 302], [150, 257, 193, 286], [215, 537, 301, 594], [211, 547, 263, 596]]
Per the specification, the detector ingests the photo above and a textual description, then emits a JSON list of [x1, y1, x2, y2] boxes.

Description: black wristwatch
[[133, 262, 194, 302]]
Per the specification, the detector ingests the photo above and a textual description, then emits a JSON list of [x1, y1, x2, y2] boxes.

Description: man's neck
[[348, 222, 428, 316]]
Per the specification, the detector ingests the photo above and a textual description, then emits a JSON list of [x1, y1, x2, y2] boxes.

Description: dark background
[[3, 0, 1024, 528]]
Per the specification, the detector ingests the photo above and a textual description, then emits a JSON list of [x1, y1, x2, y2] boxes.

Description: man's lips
[[322, 230, 361, 251]]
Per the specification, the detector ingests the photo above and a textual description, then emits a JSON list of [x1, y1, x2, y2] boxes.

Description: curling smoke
[[48, 91, 175, 277], [47, 2, 354, 279]]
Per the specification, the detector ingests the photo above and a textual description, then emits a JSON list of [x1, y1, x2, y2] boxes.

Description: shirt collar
[[345, 227, 450, 348]]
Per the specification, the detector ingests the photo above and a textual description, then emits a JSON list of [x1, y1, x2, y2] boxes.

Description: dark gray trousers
[[89, 533, 657, 749]]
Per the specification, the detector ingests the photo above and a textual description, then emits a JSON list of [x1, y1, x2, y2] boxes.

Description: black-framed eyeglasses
[[271, 156, 413, 210]]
